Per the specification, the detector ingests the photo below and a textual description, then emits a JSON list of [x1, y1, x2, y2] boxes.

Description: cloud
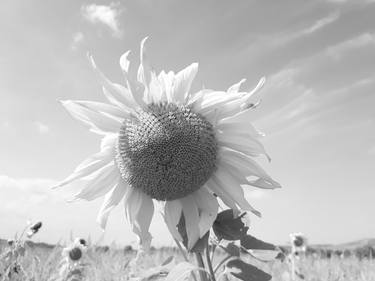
[[301, 12, 340, 35], [34, 121, 49, 134], [71, 32, 84, 50], [326, 32, 375, 60], [82, 3, 123, 38], [0, 175, 57, 216]]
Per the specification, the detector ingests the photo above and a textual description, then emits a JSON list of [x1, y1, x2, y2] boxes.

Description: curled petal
[[124, 188, 154, 250], [72, 162, 120, 201], [164, 199, 183, 241], [61, 100, 122, 134], [192, 188, 218, 237], [88, 54, 137, 110], [97, 179, 128, 229], [227, 78, 246, 94], [171, 63, 198, 104], [180, 195, 200, 250], [212, 167, 261, 217]]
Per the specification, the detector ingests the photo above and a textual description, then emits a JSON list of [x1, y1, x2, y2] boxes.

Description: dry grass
[[1, 243, 375, 281]]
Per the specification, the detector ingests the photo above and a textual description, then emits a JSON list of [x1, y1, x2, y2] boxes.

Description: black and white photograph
[[1, 0, 374, 280]]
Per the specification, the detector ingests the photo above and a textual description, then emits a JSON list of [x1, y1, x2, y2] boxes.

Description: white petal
[[71, 100, 128, 121], [97, 179, 128, 229], [248, 178, 282, 189], [119, 50, 131, 73], [227, 78, 246, 94], [217, 110, 265, 138], [217, 131, 270, 160], [61, 100, 122, 134], [180, 195, 200, 250], [205, 179, 239, 212], [73, 162, 120, 201], [164, 199, 183, 241], [124, 188, 154, 249], [220, 147, 270, 180], [88, 54, 137, 110], [137, 37, 151, 87], [240, 77, 265, 111], [53, 146, 113, 189], [171, 63, 198, 104], [212, 167, 261, 217], [192, 188, 218, 237]]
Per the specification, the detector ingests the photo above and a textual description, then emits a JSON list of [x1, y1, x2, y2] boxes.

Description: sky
[[0, 0, 374, 248]]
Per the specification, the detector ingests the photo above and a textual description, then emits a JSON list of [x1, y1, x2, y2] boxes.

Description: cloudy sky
[[0, 0, 374, 247]]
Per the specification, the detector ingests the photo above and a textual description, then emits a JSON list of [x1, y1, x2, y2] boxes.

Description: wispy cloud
[[301, 12, 340, 34], [34, 121, 49, 134], [81, 3, 123, 38], [0, 175, 57, 216], [326, 32, 375, 59]]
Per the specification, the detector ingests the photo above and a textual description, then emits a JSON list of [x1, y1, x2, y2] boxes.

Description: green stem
[[174, 239, 197, 281], [210, 244, 217, 262], [213, 255, 232, 274], [195, 252, 208, 281], [205, 240, 216, 281]]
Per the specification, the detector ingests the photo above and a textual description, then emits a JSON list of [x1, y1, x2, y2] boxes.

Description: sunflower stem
[[205, 240, 216, 281], [213, 255, 232, 274], [174, 239, 197, 281], [195, 252, 208, 281], [210, 244, 217, 262]]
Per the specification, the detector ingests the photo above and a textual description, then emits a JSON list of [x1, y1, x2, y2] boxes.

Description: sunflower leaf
[[226, 259, 271, 281], [240, 234, 276, 250], [165, 262, 207, 281], [213, 209, 249, 241], [220, 242, 240, 257], [220, 241, 240, 257]]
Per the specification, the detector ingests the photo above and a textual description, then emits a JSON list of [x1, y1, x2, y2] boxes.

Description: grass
[[1, 242, 374, 281]]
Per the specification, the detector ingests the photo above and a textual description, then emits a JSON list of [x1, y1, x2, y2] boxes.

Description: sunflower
[[62, 238, 87, 265], [55, 38, 280, 250]]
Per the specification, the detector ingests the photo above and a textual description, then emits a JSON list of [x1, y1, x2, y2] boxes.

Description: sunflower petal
[[88, 54, 136, 110], [72, 162, 120, 201], [205, 179, 239, 212], [164, 199, 183, 241], [124, 188, 154, 249], [61, 100, 122, 134], [217, 131, 270, 160], [53, 147, 113, 189], [171, 63, 198, 104], [70, 100, 128, 121], [180, 195, 200, 250], [119, 50, 131, 73], [97, 179, 128, 229], [227, 78, 246, 94], [212, 167, 261, 217], [192, 188, 218, 237], [221, 147, 278, 188]]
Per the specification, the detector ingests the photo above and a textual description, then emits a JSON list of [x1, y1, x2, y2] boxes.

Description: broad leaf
[[220, 241, 240, 257], [226, 259, 271, 281], [240, 234, 276, 250], [165, 262, 208, 281], [240, 234, 280, 261], [213, 210, 249, 241]]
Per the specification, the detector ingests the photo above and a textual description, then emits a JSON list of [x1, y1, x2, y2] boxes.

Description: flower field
[[1, 238, 375, 281]]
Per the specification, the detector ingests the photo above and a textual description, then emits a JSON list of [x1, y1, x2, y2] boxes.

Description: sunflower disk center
[[116, 103, 217, 201]]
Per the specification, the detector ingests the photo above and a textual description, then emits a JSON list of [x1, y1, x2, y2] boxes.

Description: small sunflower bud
[[69, 247, 82, 261]]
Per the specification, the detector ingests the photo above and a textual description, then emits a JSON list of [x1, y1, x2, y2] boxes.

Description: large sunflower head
[[55, 38, 281, 250]]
